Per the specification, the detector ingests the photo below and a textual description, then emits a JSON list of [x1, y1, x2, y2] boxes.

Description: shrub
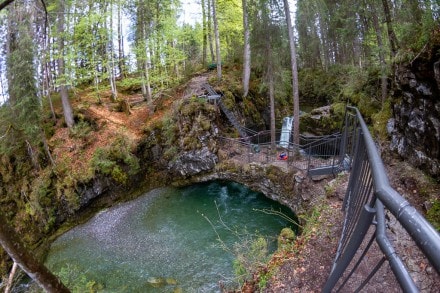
[[91, 134, 140, 184]]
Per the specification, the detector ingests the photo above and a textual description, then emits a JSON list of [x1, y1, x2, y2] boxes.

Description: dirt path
[[181, 73, 210, 99], [260, 159, 440, 292]]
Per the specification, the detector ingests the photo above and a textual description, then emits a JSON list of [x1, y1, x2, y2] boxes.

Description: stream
[[45, 180, 297, 292]]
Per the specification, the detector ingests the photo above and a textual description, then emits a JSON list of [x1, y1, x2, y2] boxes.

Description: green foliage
[[427, 199, 440, 232], [277, 227, 296, 251], [91, 134, 140, 184], [56, 264, 104, 292], [29, 171, 57, 233], [69, 120, 93, 140], [371, 100, 392, 140], [116, 77, 142, 94], [162, 114, 178, 147], [233, 236, 269, 284], [298, 67, 342, 105], [53, 154, 94, 213]]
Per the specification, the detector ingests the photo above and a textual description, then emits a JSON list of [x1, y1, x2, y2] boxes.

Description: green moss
[[427, 199, 440, 231], [372, 100, 392, 140], [277, 227, 296, 251], [91, 134, 140, 184]]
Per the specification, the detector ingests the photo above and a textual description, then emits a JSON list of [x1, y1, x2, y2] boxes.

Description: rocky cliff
[[388, 46, 440, 178]]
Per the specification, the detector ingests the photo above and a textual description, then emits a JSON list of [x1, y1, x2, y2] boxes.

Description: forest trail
[[181, 73, 210, 99]]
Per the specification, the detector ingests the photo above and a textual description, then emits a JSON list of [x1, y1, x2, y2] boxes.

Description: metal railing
[[217, 105, 440, 291], [322, 106, 440, 292], [219, 129, 346, 175]]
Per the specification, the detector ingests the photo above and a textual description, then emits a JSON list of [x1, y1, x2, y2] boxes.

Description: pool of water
[[45, 181, 297, 292]]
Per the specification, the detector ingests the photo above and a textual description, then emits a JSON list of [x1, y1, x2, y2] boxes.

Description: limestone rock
[[389, 54, 440, 177], [169, 147, 218, 177]]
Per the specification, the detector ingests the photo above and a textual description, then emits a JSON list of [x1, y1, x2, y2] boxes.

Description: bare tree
[[207, 0, 215, 63], [212, 0, 222, 81], [201, 0, 207, 66], [57, 0, 74, 128], [283, 0, 300, 146], [242, 0, 251, 97]]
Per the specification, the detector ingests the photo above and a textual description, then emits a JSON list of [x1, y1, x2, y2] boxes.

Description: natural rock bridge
[[200, 84, 440, 292]]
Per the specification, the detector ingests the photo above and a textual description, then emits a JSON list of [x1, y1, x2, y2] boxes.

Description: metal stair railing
[[201, 83, 252, 142], [322, 106, 440, 292]]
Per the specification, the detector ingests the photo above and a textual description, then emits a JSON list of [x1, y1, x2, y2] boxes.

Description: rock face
[[169, 147, 218, 177], [388, 51, 440, 177]]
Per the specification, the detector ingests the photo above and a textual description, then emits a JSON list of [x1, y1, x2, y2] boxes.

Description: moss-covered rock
[[277, 227, 296, 250]]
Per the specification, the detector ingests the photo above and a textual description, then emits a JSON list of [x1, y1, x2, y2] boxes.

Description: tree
[[368, 0, 388, 104], [283, 0, 300, 146], [212, 0, 222, 81], [117, 0, 126, 78], [0, 213, 70, 293], [207, 0, 215, 63], [201, 0, 208, 66], [242, 0, 251, 97], [381, 0, 398, 58], [56, 0, 75, 128]]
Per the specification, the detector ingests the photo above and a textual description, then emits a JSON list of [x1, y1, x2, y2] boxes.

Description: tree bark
[[268, 52, 275, 149], [57, 0, 74, 128], [207, 0, 215, 63], [370, 0, 387, 104], [212, 0, 222, 81], [242, 0, 251, 97], [0, 0, 15, 11], [117, 0, 125, 78], [381, 0, 398, 58], [201, 0, 207, 66], [0, 214, 70, 292], [283, 0, 300, 146], [108, 0, 118, 101]]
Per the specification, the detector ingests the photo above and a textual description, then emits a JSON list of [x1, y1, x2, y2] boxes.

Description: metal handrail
[[322, 106, 440, 292]]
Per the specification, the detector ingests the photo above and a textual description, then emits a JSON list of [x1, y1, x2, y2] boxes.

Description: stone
[[391, 57, 440, 177], [169, 147, 218, 177], [146, 277, 166, 288], [166, 278, 178, 285], [386, 118, 395, 135]]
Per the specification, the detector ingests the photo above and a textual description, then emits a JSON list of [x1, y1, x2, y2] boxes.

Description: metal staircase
[[202, 84, 250, 142]]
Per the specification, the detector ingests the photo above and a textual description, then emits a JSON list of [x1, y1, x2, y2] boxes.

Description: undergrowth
[[91, 133, 140, 184]]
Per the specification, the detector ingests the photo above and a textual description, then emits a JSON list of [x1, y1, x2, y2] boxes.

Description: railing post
[[322, 204, 376, 293]]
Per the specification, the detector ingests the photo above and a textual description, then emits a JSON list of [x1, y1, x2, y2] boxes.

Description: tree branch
[[0, 0, 15, 11]]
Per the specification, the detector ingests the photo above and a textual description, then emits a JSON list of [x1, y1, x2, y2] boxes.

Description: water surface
[[45, 181, 297, 292]]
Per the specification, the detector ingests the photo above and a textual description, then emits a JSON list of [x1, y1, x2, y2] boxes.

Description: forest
[[0, 0, 439, 291]]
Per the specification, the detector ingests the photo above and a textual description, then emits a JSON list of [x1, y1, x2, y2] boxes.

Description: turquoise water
[[45, 181, 297, 292]]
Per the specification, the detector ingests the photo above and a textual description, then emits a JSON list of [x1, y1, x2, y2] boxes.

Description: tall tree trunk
[[381, 0, 398, 58], [283, 0, 300, 146], [117, 0, 125, 78], [268, 47, 275, 149], [0, 214, 70, 292], [201, 0, 207, 66], [242, 0, 251, 97], [57, 0, 74, 128], [207, 0, 215, 63], [370, 0, 387, 104], [108, 0, 117, 101], [212, 0, 222, 81], [141, 26, 152, 103]]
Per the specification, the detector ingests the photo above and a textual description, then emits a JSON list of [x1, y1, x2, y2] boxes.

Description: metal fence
[[322, 106, 440, 292], [219, 130, 346, 173], [218, 106, 440, 291]]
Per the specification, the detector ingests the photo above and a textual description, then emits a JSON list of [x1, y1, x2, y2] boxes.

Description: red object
[[278, 153, 288, 160]]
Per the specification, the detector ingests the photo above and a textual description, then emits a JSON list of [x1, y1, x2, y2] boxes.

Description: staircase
[[202, 84, 250, 142]]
